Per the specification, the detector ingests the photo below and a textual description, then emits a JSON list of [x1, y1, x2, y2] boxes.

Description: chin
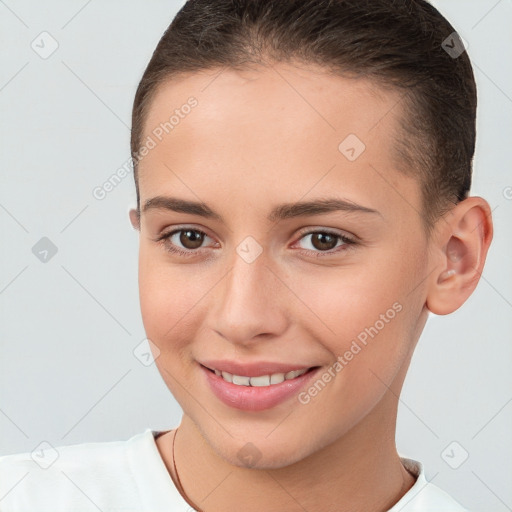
[[226, 444, 310, 470], [198, 424, 318, 470]]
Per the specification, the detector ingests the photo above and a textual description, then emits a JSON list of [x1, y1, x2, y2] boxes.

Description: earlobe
[[129, 208, 140, 231], [426, 197, 493, 315]]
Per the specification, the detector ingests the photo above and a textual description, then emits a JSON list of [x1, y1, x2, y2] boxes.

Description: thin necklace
[[172, 428, 204, 512]]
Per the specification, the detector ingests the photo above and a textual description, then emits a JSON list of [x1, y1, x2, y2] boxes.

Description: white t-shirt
[[0, 428, 469, 511]]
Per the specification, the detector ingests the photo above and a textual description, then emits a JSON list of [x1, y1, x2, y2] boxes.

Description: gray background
[[0, 1, 511, 510]]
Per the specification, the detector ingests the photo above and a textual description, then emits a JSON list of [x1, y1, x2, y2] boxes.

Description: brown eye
[[295, 229, 356, 257], [155, 227, 215, 257], [309, 232, 339, 251], [179, 229, 205, 249]]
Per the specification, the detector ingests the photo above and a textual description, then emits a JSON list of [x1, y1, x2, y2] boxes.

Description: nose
[[210, 247, 288, 346]]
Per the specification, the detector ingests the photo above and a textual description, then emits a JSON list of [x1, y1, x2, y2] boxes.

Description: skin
[[129, 62, 493, 512]]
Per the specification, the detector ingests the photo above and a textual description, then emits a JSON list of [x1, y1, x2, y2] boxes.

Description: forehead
[[142, 63, 399, 150], [138, 63, 420, 223]]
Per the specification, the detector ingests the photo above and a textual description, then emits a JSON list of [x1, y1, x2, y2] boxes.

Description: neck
[[170, 390, 416, 512]]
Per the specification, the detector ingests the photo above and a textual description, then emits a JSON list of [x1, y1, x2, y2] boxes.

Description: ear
[[426, 196, 493, 315], [129, 208, 140, 231]]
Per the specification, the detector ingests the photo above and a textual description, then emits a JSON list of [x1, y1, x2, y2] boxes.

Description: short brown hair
[[130, 0, 476, 231]]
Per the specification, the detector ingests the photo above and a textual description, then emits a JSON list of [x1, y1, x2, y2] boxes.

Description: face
[[131, 63, 433, 468]]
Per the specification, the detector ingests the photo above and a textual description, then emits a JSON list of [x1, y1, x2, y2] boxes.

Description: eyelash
[[153, 227, 357, 258]]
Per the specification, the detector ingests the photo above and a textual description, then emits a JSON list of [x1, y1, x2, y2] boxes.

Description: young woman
[[0, 1, 493, 510]]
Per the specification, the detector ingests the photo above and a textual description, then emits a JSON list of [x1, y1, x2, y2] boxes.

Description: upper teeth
[[214, 368, 308, 386]]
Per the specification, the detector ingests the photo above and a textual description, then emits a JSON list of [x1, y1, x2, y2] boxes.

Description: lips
[[200, 359, 314, 377], [199, 361, 321, 411]]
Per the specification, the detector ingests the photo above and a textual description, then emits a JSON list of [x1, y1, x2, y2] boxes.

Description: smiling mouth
[[201, 365, 320, 387]]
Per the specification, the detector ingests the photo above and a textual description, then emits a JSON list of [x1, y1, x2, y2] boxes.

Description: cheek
[[138, 248, 224, 359], [138, 258, 207, 400], [299, 264, 406, 336], [294, 269, 415, 428], [296, 256, 420, 382], [138, 251, 198, 345]]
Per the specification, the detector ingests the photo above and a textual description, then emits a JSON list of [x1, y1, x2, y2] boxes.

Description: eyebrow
[[142, 196, 381, 222]]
